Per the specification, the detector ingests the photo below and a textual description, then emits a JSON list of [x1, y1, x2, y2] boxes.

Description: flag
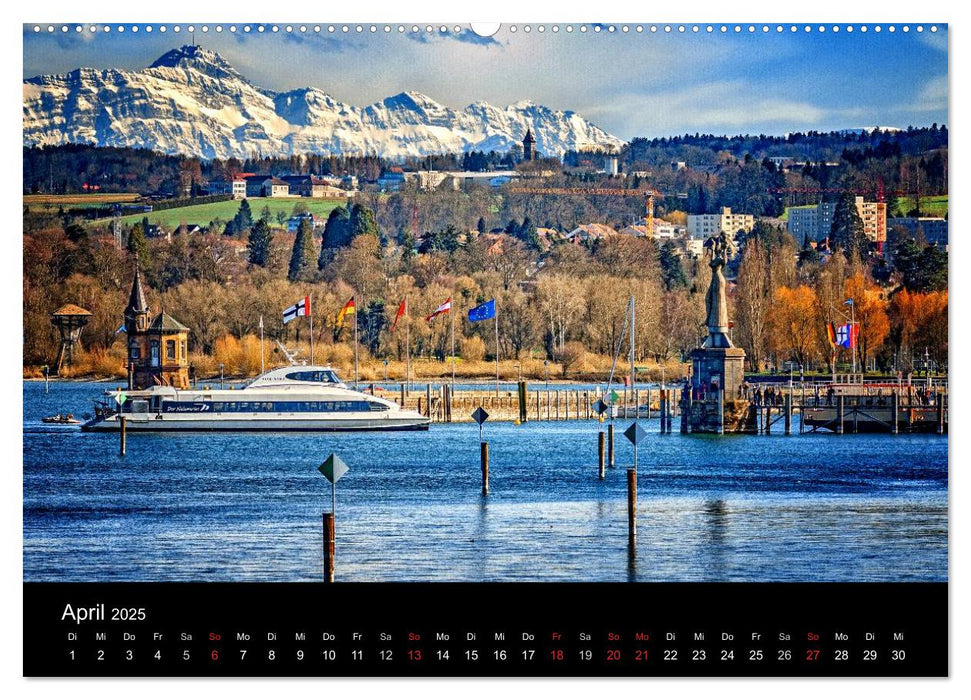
[[283, 296, 311, 324], [468, 299, 496, 323], [114, 323, 126, 335], [426, 297, 451, 322], [836, 323, 858, 349], [336, 297, 355, 328], [391, 298, 407, 332], [844, 298, 855, 306], [826, 322, 838, 349]]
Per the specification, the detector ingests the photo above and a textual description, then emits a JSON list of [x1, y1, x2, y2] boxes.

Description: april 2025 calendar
[[22, 21, 948, 678]]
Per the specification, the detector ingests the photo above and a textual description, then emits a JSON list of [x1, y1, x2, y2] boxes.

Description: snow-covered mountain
[[23, 45, 623, 160]]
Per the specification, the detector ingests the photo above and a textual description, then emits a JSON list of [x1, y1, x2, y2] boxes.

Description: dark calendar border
[[24, 582, 947, 677]]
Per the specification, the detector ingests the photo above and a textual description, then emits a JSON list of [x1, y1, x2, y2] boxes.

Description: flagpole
[[850, 300, 856, 376], [451, 306, 456, 387], [406, 310, 411, 392], [494, 302, 500, 397], [309, 296, 315, 365], [354, 301, 359, 389], [259, 315, 265, 374]]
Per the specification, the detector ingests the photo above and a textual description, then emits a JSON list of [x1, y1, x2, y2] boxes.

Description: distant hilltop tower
[[124, 266, 191, 390], [522, 128, 536, 161]]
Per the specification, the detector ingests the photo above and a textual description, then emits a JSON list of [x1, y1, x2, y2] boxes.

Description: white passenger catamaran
[[82, 364, 430, 432]]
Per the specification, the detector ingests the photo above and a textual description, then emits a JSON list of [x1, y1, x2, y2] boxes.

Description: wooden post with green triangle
[[318, 453, 350, 583]]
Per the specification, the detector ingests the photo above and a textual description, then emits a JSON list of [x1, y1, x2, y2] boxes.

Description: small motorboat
[[42, 413, 81, 425]]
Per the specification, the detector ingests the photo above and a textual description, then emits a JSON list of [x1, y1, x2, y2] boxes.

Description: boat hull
[[82, 414, 430, 432]]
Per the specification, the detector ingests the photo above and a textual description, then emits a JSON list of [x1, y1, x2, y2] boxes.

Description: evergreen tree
[[259, 204, 272, 223], [830, 193, 868, 259], [350, 202, 379, 238], [126, 222, 148, 264], [520, 216, 541, 251], [288, 218, 316, 281], [247, 219, 274, 267], [321, 206, 352, 255], [236, 198, 254, 229], [476, 217, 486, 234], [659, 240, 688, 290]]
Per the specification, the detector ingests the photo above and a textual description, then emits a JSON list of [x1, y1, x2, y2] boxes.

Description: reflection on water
[[23, 381, 948, 582]]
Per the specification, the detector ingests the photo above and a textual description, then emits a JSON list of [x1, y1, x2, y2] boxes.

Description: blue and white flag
[[468, 299, 496, 323]]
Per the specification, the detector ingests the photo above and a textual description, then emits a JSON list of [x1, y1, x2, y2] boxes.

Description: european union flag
[[468, 299, 496, 323]]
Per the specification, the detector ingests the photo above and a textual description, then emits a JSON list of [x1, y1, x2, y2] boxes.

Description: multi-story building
[[243, 175, 290, 198], [687, 207, 755, 240], [208, 178, 247, 199], [786, 197, 887, 245], [889, 217, 948, 248]]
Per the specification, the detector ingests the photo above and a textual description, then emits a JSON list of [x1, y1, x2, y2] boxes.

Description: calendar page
[[21, 19, 948, 678]]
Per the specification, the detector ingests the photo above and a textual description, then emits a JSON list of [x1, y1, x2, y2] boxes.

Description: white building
[[208, 178, 247, 200], [687, 207, 754, 240]]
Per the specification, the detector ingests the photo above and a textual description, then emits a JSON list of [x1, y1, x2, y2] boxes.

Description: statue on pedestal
[[703, 231, 733, 349]]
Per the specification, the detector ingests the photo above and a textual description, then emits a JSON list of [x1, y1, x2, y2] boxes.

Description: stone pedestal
[[691, 346, 746, 399], [686, 346, 755, 433]]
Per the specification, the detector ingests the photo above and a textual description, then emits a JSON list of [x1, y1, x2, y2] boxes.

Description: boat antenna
[[275, 340, 298, 366]]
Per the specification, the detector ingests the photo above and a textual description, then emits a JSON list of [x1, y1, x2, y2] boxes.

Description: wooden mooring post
[[717, 390, 724, 436], [665, 390, 672, 433], [784, 395, 792, 435], [322, 512, 335, 583], [891, 391, 899, 434], [627, 468, 637, 547], [480, 442, 490, 495], [836, 395, 845, 434], [119, 416, 127, 456], [608, 423, 615, 467], [937, 395, 945, 434], [659, 391, 666, 433], [598, 431, 605, 480]]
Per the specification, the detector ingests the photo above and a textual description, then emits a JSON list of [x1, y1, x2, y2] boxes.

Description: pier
[[379, 380, 947, 434]]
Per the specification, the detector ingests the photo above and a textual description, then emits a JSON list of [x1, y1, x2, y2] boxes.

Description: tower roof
[[523, 128, 534, 143], [52, 304, 92, 317], [148, 312, 189, 332], [125, 266, 149, 316]]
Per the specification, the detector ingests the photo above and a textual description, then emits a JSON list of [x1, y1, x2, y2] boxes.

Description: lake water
[[23, 381, 947, 582]]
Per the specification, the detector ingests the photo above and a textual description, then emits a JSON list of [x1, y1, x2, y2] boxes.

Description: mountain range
[[23, 45, 624, 160]]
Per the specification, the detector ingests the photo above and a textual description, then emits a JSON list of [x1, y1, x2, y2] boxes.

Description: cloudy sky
[[22, 23, 948, 141]]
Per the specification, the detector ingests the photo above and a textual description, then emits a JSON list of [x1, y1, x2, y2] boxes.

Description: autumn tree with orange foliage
[[766, 285, 822, 367], [843, 272, 890, 371], [890, 289, 948, 369]]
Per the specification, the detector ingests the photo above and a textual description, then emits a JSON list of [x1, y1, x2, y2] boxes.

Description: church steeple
[[522, 128, 536, 161], [124, 265, 150, 334]]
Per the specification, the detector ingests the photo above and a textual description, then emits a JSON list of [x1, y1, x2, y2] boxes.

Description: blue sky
[[22, 23, 948, 141]]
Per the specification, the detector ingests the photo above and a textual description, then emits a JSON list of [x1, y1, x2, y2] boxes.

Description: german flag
[[336, 297, 355, 328]]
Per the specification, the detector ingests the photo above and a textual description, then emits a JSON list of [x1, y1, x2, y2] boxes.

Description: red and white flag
[[391, 298, 407, 332], [283, 296, 311, 324], [426, 297, 451, 322]]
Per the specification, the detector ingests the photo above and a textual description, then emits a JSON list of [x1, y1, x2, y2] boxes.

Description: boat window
[[368, 402, 390, 412], [284, 370, 339, 383]]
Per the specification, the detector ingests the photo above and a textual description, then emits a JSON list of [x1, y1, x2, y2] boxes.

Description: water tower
[[51, 304, 92, 374]]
